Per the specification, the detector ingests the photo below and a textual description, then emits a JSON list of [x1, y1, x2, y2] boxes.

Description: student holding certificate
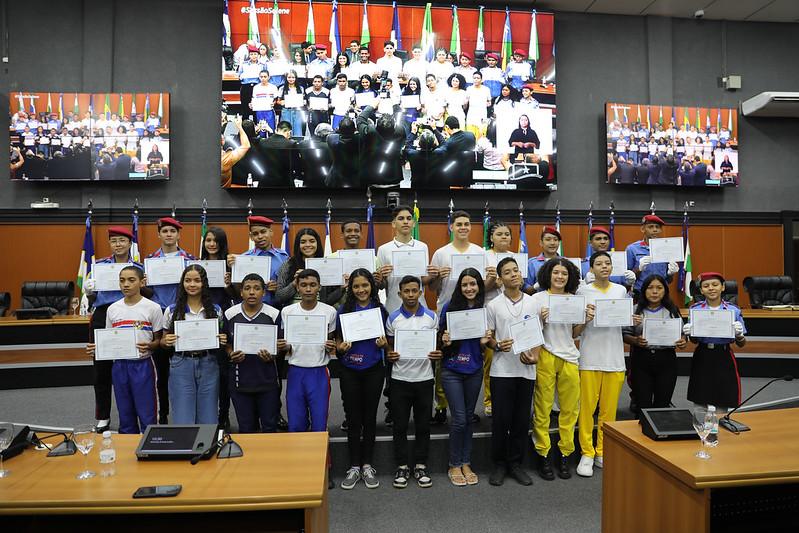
[[524, 226, 563, 293], [160, 265, 227, 425], [335, 269, 389, 490], [228, 216, 289, 308], [86, 266, 163, 434], [575, 252, 631, 478], [485, 257, 540, 487], [624, 214, 679, 299], [275, 228, 323, 306], [683, 272, 747, 411], [439, 268, 492, 487], [224, 274, 286, 433], [623, 275, 687, 413], [531, 258, 592, 481], [580, 226, 636, 288]]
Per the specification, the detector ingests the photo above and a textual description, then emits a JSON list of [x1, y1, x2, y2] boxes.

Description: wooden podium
[[0, 432, 329, 532], [602, 408, 799, 533]]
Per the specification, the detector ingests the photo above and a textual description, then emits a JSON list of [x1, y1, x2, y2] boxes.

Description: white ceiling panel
[[745, 0, 799, 22], [701, 0, 774, 21]]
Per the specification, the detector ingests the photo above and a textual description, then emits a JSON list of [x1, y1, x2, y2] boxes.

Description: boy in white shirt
[[330, 74, 355, 130], [464, 72, 492, 138], [376, 40, 403, 82], [250, 70, 279, 134]]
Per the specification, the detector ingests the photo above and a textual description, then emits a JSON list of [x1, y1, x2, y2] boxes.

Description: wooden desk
[[0, 432, 329, 532], [602, 408, 799, 533]]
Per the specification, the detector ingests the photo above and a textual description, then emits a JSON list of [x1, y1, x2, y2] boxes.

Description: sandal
[[448, 467, 467, 487], [461, 466, 479, 485]]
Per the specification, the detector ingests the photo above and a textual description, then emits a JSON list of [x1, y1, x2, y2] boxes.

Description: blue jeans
[[441, 367, 482, 467], [280, 108, 305, 137], [168, 353, 220, 424]]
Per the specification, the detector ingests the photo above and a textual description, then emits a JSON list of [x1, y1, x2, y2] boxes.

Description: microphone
[[719, 375, 794, 433], [190, 440, 219, 465]]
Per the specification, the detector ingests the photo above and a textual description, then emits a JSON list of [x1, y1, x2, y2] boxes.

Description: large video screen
[[605, 102, 739, 188], [9, 92, 170, 181], [221, 1, 556, 190]]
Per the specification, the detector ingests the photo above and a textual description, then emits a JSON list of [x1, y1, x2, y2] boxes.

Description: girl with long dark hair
[[274, 228, 323, 306]]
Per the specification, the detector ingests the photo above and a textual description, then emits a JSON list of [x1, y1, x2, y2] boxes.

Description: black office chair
[[743, 276, 794, 308], [690, 279, 739, 306], [15, 281, 75, 318], [0, 292, 10, 316]]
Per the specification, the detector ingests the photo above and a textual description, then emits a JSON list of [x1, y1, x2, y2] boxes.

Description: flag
[[706, 111, 710, 131], [329, 0, 341, 56], [104, 94, 111, 119], [450, 6, 461, 57], [58, 93, 64, 120], [637, 104, 641, 123], [447, 203, 454, 242], [360, 0, 370, 46], [680, 211, 693, 306], [646, 106, 651, 128], [671, 106, 675, 126], [727, 109, 733, 132], [118, 94, 124, 117], [144, 94, 150, 118], [29, 95, 35, 115], [73, 93, 79, 115], [528, 10, 539, 61], [158, 93, 163, 118], [17, 93, 24, 113], [658, 105, 663, 125], [306, 0, 315, 43], [324, 210, 333, 257], [421, 3, 435, 62], [716, 109, 721, 131], [555, 209, 563, 256], [46, 92, 52, 115], [475, 6, 485, 52], [281, 211, 291, 254], [501, 7, 512, 70], [248, 0, 260, 43], [131, 93, 137, 117], [199, 209, 207, 256], [683, 106, 690, 128], [412, 202, 420, 241], [222, 0, 232, 47], [609, 209, 616, 251], [270, 0, 281, 46], [613, 104, 618, 122], [390, 0, 402, 50], [77, 215, 95, 294], [518, 213, 528, 254], [623, 106, 628, 124], [482, 210, 491, 250], [366, 201, 375, 250], [696, 107, 701, 131], [585, 210, 593, 259], [131, 211, 141, 263]]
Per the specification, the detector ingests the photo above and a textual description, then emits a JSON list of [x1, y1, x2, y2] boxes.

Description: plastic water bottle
[[705, 405, 719, 447], [99, 431, 116, 477], [246, 173, 253, 187]]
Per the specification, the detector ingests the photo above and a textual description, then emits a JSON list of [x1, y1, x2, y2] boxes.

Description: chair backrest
[[0, 291, 10, 316], [743, 276, 794, 308], [20, 281, 75, 315], [689, 279, 739, 306]]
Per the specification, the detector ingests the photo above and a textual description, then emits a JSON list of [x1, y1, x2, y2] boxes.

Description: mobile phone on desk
[[133, 484, 183, 498]]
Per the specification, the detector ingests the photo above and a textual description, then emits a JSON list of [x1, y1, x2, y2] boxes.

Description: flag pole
[[650, 201, 656, 215], [483, 201, 490, 249], [281, 198, 290, 254], [247, 198, 254, 249], [585, 201, 593, 258], [609, 201, 616, 251], [325, 198, 333, 256], [200, 198, 208, 256]]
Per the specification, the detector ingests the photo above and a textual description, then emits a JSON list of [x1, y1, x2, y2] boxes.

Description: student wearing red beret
[[625, 214, 679, 300], [505, 48, 534, 91]]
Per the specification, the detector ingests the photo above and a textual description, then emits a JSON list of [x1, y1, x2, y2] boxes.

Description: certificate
[[649, 237, 684, 263], [609, 251, 628, 277], [308, 96, 329, 111], [401, 95, 420, 109], [446, 308, 488, 341], [547, 294, 586, 324], [394, 328, 436, 360], [508, 316, 544, 354], [283, 92, 303, 108], [690, 309, 734, 339], [93, 262, 132, 292], [339, 308, 385, 343], [594, 298, 634, 327], [643, 318, 683, 346], [285, 314, 328, 345], [305, 257, 344, 286], [144, 256, 185, 286], [355, 92, 375, 108], [391, 249, 428, 277], [233, 322, 277, 355], [450, 253, 486, 279], [339, 249, 376, 276], [496, 253, 528, 278], [174, 319, 220, 352], [231, 255, 272, 283], [94, 328, 138, 360], [187, 260, 226, 288]]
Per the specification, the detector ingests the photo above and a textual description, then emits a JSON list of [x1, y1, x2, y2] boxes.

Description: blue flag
[[281, 212, 291, 255], [609, 210, 616, 251], [366, 202, 375, 250], [585, 211, 594, 259], [77, 215, 95, 293], [390, 0, 402, 50], [518, 213, 528, 254], [131, 211, 141, 262]]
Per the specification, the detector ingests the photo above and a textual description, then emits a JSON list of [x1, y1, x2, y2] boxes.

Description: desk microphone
[[720, 375, 794, 433]]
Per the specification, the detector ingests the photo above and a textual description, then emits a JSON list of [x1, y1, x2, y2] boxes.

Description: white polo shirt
[[280, 301, 337, 368], [430, 242, 486, 310], [530, 291, 581, 364], [576, 282, 629, 372], [376, 238, 429, 313], [385, 305, 437, 383], [486, 292, 538, 380]]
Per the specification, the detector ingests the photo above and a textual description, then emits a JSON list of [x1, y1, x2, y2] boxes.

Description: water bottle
[[99, 431, 116, 477], [704, 405, 719, 447], [246, 172, 253, 187]]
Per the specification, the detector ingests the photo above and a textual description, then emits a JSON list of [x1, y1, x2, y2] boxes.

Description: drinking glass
[[0, 422, 14, 478], [74, 424, 96, 479], [692, 407, 711, 460]]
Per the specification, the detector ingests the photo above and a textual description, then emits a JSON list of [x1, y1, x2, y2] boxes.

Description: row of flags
[[18, 92, 163, 121], [615, 104, 734, 133]]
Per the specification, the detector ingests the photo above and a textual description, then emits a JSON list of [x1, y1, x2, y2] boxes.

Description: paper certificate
[[93, 262, 132, 292], [450, 253, 486, 279], [231, 255, 272, 284], [339, 249, 376, 276], [305, 257, 345, 286], [340, 308, 385, 343], [690, 309, 734, 339], [283, 92, 303, 108], [547, 294, 586, 324], [355, 92, 376, 108], [187, 260, 226, 288], [496, 253, 528, 278], [285, 314, 328, 345], [508, 316, 545, 354], [308, 96, 329, 111], [144, 257, 186, 286], [609, 252, 628, 277], [391, 249, 428, 277], [174, 319, 220, 352], [394, 329, 437, 359], [594, 298, 634, 328], [233, 322, 277, 355], [401, 95, 421, 109], [649, 237, 684, 263], [446, 308, 488, 341], [643, 318, 683, 346], [94, 328, 139, 360]]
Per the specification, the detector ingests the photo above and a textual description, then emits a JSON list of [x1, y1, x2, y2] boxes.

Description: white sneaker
[[594, 456, 603, 469], [576, 455, 594, 477]]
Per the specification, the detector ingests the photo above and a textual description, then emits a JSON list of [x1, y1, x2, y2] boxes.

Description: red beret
[[315, 44, 327, 51], [513, 48, 525, 56], [541, 225, 561, 240], [589, 226, 610, 237], [486, 53, 499, 61], [460, 52, 472, 61], [157, 217, 183, 230], [522, 83, 535, 90], [247, 215, 274, 227], [248, 44, 259, 52], [108, 226, 134, 240], [641, 214, 665, 226], [699, 272, 725, 284]]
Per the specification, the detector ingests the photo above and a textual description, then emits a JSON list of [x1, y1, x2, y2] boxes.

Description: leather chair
[[15, 281, 75, 317], [690, 279, 739, 306], [0, 292, 10, 316], [743, 276, 795, 308]]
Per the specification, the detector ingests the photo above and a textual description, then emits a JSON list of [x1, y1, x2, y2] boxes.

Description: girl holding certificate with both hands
[[439, 268, 493, 487], [160, 265, 227, 425], [335, 269, 389, 490]]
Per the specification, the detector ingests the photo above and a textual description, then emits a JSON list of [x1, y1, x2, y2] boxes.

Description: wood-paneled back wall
[[0, 221, 784, 312]]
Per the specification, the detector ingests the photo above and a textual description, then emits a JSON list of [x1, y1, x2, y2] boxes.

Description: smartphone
[[132, 484, 183, 498]]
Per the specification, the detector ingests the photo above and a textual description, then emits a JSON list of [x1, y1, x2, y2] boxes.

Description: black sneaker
[[431, 408, 447, 425], [393, 466, 410, 488], [340, 418, 349, 431], [537, 455, 555, 481], [413, 465, 432, 488], [277, 414, 288, 431], [508, 463, 533, 486], [558, 455, 572, 479], [489, 464, 506, 486]]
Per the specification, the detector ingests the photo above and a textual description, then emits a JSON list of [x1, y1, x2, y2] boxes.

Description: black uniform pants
[[490, 376, 534, 466], [340, 363, 384, 467], [390, 378, 433, 467], [91, 305, 113, 421], [630, 346, 677, 410]]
